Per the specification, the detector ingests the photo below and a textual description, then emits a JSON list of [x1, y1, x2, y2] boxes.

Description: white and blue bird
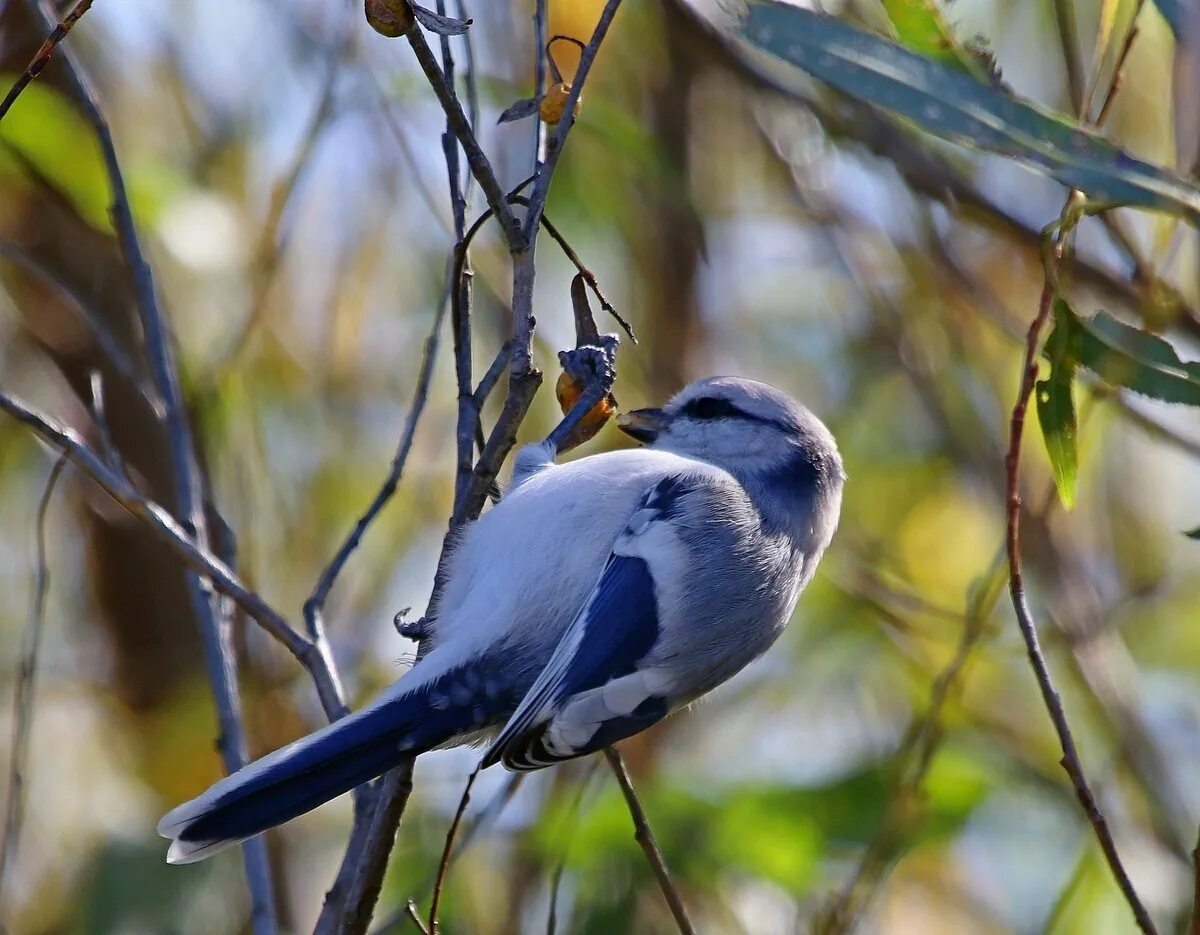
[[158, 376, 844, 863]]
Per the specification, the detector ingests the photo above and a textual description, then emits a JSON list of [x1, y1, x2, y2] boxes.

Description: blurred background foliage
[[0, 0, 1198, 932]]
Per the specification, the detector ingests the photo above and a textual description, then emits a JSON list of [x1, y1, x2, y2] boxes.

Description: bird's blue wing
[[483, 475, 695, 771]]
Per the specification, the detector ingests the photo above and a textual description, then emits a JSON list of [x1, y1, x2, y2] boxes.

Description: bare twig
[[0, 390, 349, 722], [21, 2, 282, 924], [0, 453, 67, 917], [405, 25, 522, 249], [603, 748, 696, 935], [1005, 273, 1157, 934], [428, 765, 481, 933], [523, 1, 624, 246], [331, 765, 417, 935], [304, 291, 448, 642], [0, 0, 94, 122], [0, 241, 158, 406]]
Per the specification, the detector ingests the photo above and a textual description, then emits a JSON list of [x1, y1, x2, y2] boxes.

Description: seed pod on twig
[[539, 82, 582, 125], [365, 0, 414, 37]]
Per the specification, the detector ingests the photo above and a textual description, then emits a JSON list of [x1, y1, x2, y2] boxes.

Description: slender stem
[[523, 1, 624, 246], [21, 3, 284, 926], [428, 766, 480, 933], [304, 290, 449, 640], [0, 0, 94, 122], [603, 749, 696, 935], [1005, 276, 1157, 935], [0, 390, 349, 722], [405, 26, 522, 249], [0, 454, 67, 917], [332, 765, 417, 935]]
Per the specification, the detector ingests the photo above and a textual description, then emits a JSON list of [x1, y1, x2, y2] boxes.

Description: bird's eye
[[684, 397, 737, 420]]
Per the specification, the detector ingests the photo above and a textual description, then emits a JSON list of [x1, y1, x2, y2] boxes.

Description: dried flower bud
[[539, 82, 582, 125]]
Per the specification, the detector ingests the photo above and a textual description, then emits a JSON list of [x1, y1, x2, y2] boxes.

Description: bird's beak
[[617, 407, 670, 444]]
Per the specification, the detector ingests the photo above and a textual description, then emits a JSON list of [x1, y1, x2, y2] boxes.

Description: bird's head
[[618, 376, 844, 491]]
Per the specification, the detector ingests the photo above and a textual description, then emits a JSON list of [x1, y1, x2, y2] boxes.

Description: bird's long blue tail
[[158, 664, 499, 863]]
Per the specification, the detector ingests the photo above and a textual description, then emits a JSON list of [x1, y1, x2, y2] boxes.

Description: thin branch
[[331, 765, 417, 935], [428, 765, 481, 934], [304, 290, 448, 641], [532, 0, 548, 169], [0, 0, 94, 122], [602, 748, 696, 935], [21, 3, 283, 925], [0, 453, 67, 916], [405, 25, 523, 249], [0, 241, 159, 407], [1005, 273, 1157, 935], [0, 390, 349, 722], [522, 0, 624, 246]]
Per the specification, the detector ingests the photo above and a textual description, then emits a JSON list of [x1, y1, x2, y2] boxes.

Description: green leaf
[[0, 76, 111, 230], [1185, 526, 1200, 540], [740, 3, 1200, 221], [880, 0, 990, 80], [1074, 310, 1200, 405], [1037, 301, 1080, 509]]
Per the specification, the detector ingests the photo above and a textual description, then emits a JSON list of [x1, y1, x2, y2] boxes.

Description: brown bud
[[365, 0, 414, 37], [539, 82, 582, 125]]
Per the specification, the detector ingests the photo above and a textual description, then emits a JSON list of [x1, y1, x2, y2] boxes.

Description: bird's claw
[[558, 334, 619, 394]]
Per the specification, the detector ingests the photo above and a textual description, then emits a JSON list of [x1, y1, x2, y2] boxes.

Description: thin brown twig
[[428, 765, 481, 933], [0, 0, 94, 122], [602, 748, 696, 935], [522, 1, 625, 246], [0, 390, 349, 722], [1005, 271, 1157, 935], [0, 453, 67, 918]]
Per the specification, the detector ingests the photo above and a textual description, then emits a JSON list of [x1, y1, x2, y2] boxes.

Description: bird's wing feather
[[483, 473, 704, 770]]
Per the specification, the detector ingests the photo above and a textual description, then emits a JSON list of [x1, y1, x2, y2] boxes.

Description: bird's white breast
[[425, 447, 710, 666]]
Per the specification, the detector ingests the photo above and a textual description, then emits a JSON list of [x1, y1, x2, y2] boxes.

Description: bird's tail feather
[[158, 672, 477, 864]]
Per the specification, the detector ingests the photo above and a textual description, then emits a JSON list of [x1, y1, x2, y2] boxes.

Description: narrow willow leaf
[[1186, 526, 1200, 540], [880, 0, 990, 79], [741, 3, 1200, 221], [411, 4, 471, 36], [1037, 302, 1079, 509], [497, 97, 539, 124], [1074, 311, 1200, 405]]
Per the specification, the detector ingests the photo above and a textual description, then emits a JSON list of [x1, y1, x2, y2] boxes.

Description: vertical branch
[[532, 0, 548, 170], [522, 0, 624, 244], [21, 2, 285, 927], [0, 454, 67, 917], [1004, 272, 1156, 934], [603, 749, 696, 935]]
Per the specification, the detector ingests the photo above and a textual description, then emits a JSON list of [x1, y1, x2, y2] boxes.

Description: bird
[[158, 376, 844, 864]]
